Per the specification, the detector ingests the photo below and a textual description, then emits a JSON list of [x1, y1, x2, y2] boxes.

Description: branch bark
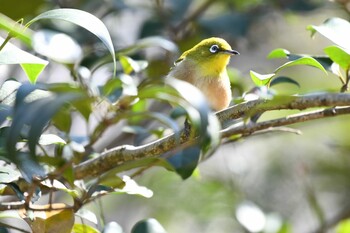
[[73, 93, 350, 179]]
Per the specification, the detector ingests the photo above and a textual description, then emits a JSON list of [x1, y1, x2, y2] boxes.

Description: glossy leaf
[[26, 8, 116, 75], [307, 17, 350, 50], [267, 48, 290, 59], [250, 70, 275, 87], [270, 76, 300, 88], [324, 45, 350, 70], [275, 56, 327, 74], [167, 145, 201, 179], [131, 218, 167, 233], [0, 36, 48, 83]]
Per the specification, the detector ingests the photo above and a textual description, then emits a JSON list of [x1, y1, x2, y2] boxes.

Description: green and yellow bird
[[169, 37, 239, 111]]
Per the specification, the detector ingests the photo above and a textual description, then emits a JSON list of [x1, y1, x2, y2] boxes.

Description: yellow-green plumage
[[169, 37, 239, 111]]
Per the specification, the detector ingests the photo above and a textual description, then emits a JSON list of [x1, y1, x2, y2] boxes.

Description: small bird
[[169, 37, 239, 111]]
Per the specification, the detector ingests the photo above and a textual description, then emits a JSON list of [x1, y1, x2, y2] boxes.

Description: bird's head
[[175, 37, 239, 76]]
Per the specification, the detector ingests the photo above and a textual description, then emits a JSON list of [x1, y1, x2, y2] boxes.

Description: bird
[[168, 37, 239, 111]]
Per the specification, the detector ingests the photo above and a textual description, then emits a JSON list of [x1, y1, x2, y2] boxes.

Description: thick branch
[[74, 93, 350, 179]]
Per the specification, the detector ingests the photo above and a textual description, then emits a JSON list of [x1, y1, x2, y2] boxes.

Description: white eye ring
[[209, 44, 219, 53]]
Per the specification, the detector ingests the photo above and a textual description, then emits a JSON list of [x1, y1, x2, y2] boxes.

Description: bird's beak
[[222, 49, 240, 56]]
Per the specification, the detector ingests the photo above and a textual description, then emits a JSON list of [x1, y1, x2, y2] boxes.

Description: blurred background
[[1, 0, 350, 232]]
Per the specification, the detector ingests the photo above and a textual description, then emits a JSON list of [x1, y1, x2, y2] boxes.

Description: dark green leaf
[[131, 218, 167, 233], [324, 45, 350, 70], [16, 152, 45, 182], [307, 17, 350, 50], [270, 76, 300, 88], [167, 146, 201, 179]]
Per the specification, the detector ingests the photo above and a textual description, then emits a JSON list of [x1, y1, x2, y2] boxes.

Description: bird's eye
[[209, 44, 219, 53]]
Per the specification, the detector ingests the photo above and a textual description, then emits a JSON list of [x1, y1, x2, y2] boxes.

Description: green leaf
[[40, 179, 79, 198], [275, 56, 327, 74], [270, 76, 300, 88], [250, 70, 275, 87], [267, 48, 290, 59], [307, 17, 350, 50], [167, 146, 201, 179], [0, 36, 48, 83], [131, 218, 167, 233], [337, 219, 350, 233], [26, 8, 116, 75], [119, 55, 142, 74], [72, 224, 100, 233], [324, 45, 350, 70]]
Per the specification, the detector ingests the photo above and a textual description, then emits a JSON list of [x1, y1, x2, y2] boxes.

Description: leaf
[[15, 152, 46, 182], [102, 222, 123, 233], [250, 70, 275, 87], [307, 17, 350, 50], [40, 179, 79, 198], [275, 56, 327, 74], [267, 48, 290, 59], [114, 175, 153, 198], [270, 76, 300, 88], [0, 166, 21, 194], [72, 224, 100, 233], [38, 134, 66, 146], [26, 8, 116, 75], [76, 209, 98, 225], [131, 218, 167, 233], [324, 45, 350, 70], [166, 146, 201, 179], [337, 219, 350, 233], [21, 203, 74, 233], [0, 36, 48, 83], [119, 55, 143, 74]]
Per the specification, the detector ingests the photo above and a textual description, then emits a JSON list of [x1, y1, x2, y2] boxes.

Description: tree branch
[[73, 93, 350, 179]]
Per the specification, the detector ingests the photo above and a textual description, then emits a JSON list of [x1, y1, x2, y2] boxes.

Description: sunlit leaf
[[39, 134, 66, 146], [267, 48, 290, 59], [307, 17, 350, 50], [337, 219, 350, 233], [250, 70, 275, 87], [114, 175, 153, 198], [119, 55, 144, 74], [324, 45, 350, 70], [26, 8, 116, 75], [275, 56, 327, 74], [40, 179, 79, 198], [131, 218, 167, 233], [0, 36, 48, 83], [72, 224, 100, 233]]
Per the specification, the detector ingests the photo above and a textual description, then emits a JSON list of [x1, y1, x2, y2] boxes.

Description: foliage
[[0, 0, 350, 232]]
